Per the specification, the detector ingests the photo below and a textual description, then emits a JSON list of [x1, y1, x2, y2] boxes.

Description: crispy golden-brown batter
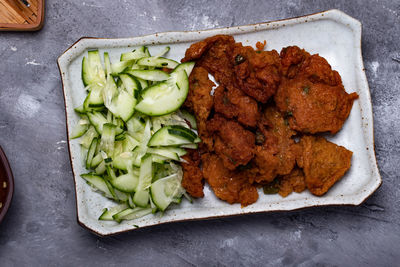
[[275, 46, 359, 134], [202, 153, 258, 206], [214, 85, 260, 127], [233, 43, 282, 103], [207, 115, 255, 170], [181, 149, 204, 198], [297, 135, 353, 196], [180, 35, 357, 206]]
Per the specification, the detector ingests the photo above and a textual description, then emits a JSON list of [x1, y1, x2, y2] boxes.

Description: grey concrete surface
[[0, 0, 399, 266]]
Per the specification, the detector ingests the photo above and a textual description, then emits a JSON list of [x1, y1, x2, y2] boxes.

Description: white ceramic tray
[[58, 9, 381, 236]]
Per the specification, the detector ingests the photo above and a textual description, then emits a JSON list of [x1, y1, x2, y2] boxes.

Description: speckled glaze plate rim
[[0, 146, 14, 223], [58, 9, 381, 236]]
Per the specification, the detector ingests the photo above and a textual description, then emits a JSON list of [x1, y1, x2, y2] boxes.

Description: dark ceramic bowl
[[0, 146, 14, 223]]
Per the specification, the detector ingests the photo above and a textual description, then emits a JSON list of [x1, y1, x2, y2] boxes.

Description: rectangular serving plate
[[58, 9, 381, 236]]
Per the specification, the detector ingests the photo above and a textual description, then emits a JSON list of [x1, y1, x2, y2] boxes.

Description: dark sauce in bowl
[[0, 146, 13, 222]]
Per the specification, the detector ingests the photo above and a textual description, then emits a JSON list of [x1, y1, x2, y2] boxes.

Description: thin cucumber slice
[[104, 52, 111, 75], [148, 125, 197, 146], [70, 117, 89, 139], [110, 89, 137, 122], [144, 46, 151, 57], [131, 118, 151, 165], [151, 154, 169, 164], [81, 173, 112, 198], [137, 57, 178, 69], [150, 173, 182, 211], [95, 160, 106, 175], [120, 47, 147, 61], [82, 50, 106, 87], [74, 105, 86, 114], [136, 77, 148, 90], [180, 143, 198, 149], [112, 207, 152, 222], [111, 60, 134, 75], [100, 123, 116, 156], [122, 135, 140, 152], [148, 148, 179, 161], [102, 75, 118, 113], [109, 172, 139, 193], [135, 63, 193, 116], [115, 132, 126, 141], [114, 189, 129, 202], [154, 46, 170, 58], [84, 84, 104, 108], [128, 69, 170, 82], [133, 155, 153, 207], [119, 73, 140, 98], [113, 152, 135, 171], [104, 178, 117, 200], [128, 194, 136, 208], [91, 153, 103, 168], [126, 113, 146, 137], [173, 61, 195, 77], [99, 203, 128, 221], [179, 109, 197, 130], [86, 137, 98, 169], [133, 190, 149, 208], [167, 125, 197, 142], [147, 147, 186, 161], [87, 112, 108, 134], [80, 126, 99, 149]]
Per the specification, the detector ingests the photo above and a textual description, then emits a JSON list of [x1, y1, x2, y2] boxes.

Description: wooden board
[[0, 0, 44, 31]]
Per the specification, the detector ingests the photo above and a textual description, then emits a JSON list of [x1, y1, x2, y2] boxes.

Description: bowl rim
[[0, 145, 14, 223]]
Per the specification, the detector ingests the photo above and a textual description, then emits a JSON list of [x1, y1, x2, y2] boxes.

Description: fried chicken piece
[[202, 153, 258, 206], [214, 85, 260, 127], [246, 106, 297, 183], [181, 149, 204, 198], [207, 115, 255, 170], [182, 35, 236, 86], [278, 167, 306, 197], [184, 66, 215, 151], [297, 135, 352, 196], [275, 46, 359, 134], [233, 43, 281, 103]]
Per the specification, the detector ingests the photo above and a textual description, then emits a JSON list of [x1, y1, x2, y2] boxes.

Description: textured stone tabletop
[[0, 1, 399, 266]]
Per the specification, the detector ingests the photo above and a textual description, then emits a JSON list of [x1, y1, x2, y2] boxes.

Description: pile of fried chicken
[[180, 35, 359, 206]]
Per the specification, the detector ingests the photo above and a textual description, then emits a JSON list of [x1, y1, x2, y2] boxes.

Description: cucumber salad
[[70, 46, 199, 223]]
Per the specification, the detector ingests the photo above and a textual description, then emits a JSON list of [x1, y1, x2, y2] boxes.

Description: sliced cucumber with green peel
[[111, 60, 134, 75], [81, 173, 113, 198], [119, 73, 140, 98], [112, 207, 152, 222], [120, 46, 147, 61], [109, 172, 139, 193], [87, 112, 108, 134], [82, 50, 106, 87], [128, 69, 170, 81], [179, 110, 197, 130], [86, 137, 98, 169], [99, 203, 129, 221], [91, 153, 103, 168], [100, 123, 116, 156], [151, 173, 183, 211], [77, 47, 199, 223], [80, 126, 99, 149], [134, 69, 189, 116], [147, 147, 186, 161], [137, 57, 179, 69], [148, 125, 198, 146], [70, 117, 89, 139], [133, 155, 153, 207]]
